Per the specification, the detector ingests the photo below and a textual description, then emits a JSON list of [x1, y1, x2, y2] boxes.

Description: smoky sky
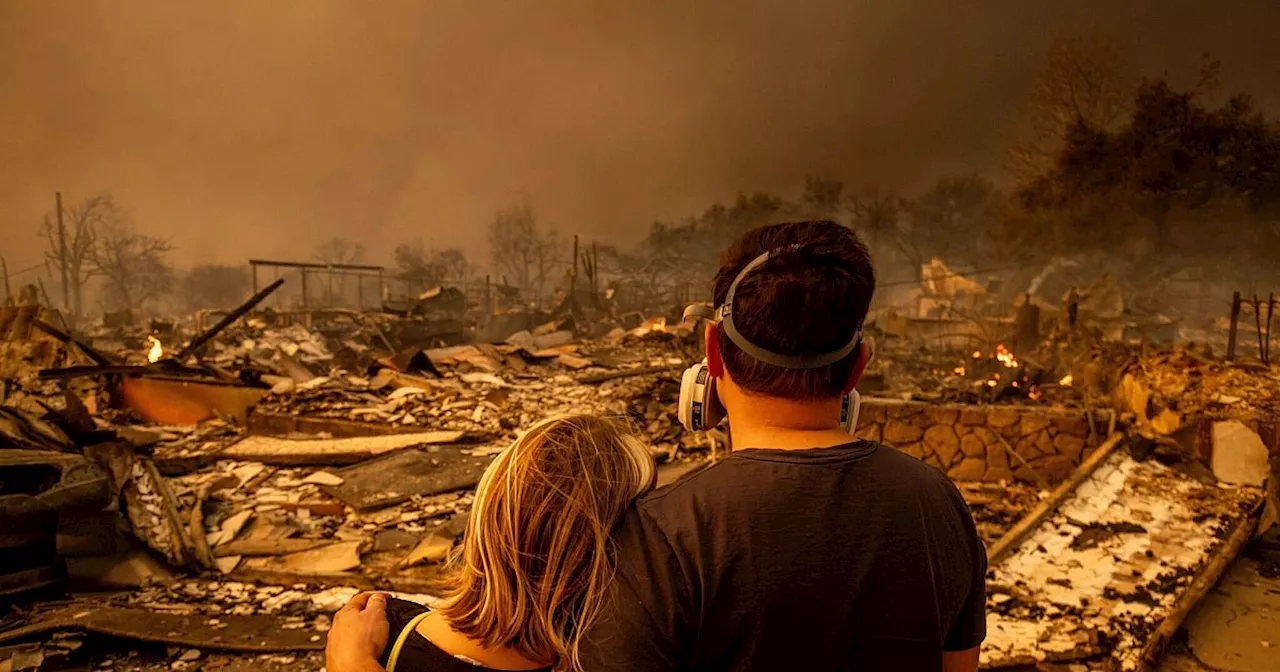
[[2, 1, 1279, 273]]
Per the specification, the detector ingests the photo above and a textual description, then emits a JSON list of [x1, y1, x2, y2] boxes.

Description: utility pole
[[1, 257, 10, 303], [570, 234, 579, 311], [591, 242, 599, 298], [55, 192, 71, 314]]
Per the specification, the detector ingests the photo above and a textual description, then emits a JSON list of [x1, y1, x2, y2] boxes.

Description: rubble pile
[[982, 446, 1263, 670], [862, 336, 1107, 408], [1118, 348, 1280, 430], [2, 280, 1275, 672], [956, 482, 1044, 544]]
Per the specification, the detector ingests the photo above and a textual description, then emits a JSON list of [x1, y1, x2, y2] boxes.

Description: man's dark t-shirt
[[578, 441, 987, 672]]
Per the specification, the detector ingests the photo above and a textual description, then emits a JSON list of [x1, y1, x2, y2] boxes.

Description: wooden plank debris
[[321, 448, 493, 511], [987, 433, 1124, 564], [220, 431, 466, 466], [0, 605, 323, 652], [214, 538, 332, 558], [981, 447, 1263, 670], [400, 529, 454, 568], [579, 364, 682, 384], [240, 540, 363, 574], [1139, 502, 1262, 667]]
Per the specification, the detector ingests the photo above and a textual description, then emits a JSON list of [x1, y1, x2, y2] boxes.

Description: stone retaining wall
[[854, 398, 1111, 484]]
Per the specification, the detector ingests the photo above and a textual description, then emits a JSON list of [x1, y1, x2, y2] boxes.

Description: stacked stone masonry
[[855, 398, 1109, 484]]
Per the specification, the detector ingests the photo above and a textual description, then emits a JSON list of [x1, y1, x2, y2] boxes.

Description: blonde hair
[[437, 415, 656, 671]]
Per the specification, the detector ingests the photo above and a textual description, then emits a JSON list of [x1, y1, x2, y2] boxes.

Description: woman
[[326, 415, 657, 672]]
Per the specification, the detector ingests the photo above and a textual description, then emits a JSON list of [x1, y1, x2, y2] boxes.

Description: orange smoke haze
[[2, 1, 1278, 273]]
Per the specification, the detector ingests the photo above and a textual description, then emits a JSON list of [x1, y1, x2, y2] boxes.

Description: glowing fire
[[146, 335, 164, 363], [971, 351, 982, 359], [638, 316, 667, 334], [994, 344, 1020, 368], [953, 366, 966, 376], [1059, 374, 1074, 387]]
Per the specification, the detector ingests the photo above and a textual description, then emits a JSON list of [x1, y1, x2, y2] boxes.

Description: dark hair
[[713, 221, 875, 400]]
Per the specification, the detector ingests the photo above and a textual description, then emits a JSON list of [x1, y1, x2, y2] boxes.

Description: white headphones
[[676, 246, 864, 434]]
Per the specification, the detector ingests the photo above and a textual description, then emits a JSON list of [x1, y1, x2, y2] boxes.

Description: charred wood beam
[[31, 319, 115, 366], [249, 258, 384, 272], [986, 433, 1125, 565], [1227, 291, 1241, 359], [1139, 498, 1263, 667], [177, 278, 285, 361], [578, 364, 683, 384], [38, 362, 214, 381]]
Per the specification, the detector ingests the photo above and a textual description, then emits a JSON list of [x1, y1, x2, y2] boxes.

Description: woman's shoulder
[[379, 599, 552, 672]]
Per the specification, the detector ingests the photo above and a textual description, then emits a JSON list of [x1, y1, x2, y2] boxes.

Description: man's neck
[[729, 422, 855, 452], [720, 390, 856, 452]]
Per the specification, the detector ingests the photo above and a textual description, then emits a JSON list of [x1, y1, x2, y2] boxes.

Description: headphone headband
[[713, 247, 862, 370]]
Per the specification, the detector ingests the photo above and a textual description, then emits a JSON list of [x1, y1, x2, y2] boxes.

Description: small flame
[[1059, 374, 1073, 387], [1028, 386, 1043, 401], [639, 316, 667, 334], [146, 335, 164, 363], [971, 350, 982, 359], [994, 344, 1020, 368], [953, 366, 966, 376], [986, 379, 998, 388]]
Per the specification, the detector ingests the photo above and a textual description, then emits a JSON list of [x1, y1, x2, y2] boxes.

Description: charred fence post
[[1254, 293, 1265, 362], [1227, 291, 1241, 360], [1266, 293, 1275, 364], [300, 267, 309, 308], [1, 257, 10, 303]]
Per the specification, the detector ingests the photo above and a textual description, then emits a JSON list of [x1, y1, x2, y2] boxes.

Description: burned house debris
[[1, 241, 1278, 672]]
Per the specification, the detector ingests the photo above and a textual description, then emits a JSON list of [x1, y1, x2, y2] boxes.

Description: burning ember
[[635, 316, 668, 335], [994, 344, 1019, 368], [1059, 374, 1073, 387], [146, 335, 164, 363]]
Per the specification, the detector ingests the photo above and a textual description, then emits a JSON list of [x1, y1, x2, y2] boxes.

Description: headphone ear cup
[[840, 389, 861, 435], [678, 361, 723, 432]]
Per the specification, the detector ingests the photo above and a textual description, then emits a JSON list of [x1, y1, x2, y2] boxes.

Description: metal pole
[[1267, 293, 1275, 364], [1227, 291, 1241, 360], [177, 278, 286, 360], [251, 262, 259, 294], [0, 257, 10, 303], [570, 234, 579, 304], [1255, 293, 1265, 362], [300, 268, 309, 308], [485, 274, 492, 321], [55, 192, 70, 313]]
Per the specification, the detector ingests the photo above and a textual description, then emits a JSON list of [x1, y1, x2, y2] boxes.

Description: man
[[577, 221, 986, 671]]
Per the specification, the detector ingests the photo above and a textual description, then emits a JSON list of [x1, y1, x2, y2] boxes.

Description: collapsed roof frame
[[249, 259, 386, 310]]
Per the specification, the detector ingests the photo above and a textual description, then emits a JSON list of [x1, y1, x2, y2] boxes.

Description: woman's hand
[[326, 592, 391, 672]]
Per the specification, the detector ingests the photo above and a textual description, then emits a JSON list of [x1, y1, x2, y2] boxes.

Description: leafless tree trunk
[[1008, 32, 1133, 181], [89, 219, 173, 311], [490, 201, 559, 307], [41, 193, 115, 318]]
